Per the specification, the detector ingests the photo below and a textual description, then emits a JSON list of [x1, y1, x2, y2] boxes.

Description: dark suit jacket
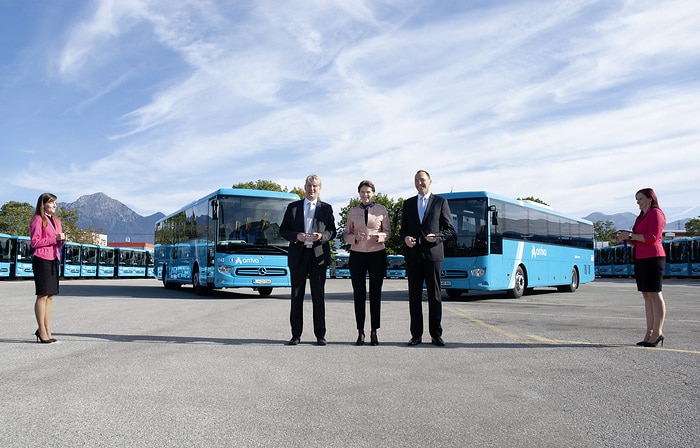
[[280, 199, 336, 267], [400, 194, 455, 263]]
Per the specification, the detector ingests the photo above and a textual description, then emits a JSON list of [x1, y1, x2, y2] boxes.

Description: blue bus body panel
[[442, 240, 594, 291], [439, 191, 594, 293], [155, 189, 298, 291]]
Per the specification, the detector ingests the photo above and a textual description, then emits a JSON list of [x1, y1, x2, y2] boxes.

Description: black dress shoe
[[287, 337, 300, 345], [431, 336, 445, 347], [316, 337, 327, 346], [407, 337, 421, 346]]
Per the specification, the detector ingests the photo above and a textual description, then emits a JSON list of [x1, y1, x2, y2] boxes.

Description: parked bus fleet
[[0, 233, 153, 279], [595, 236, 700, 278]]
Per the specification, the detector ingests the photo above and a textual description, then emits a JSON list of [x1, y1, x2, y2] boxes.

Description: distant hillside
[[58, 192, 163, 244], [584, 210, 697, 233]]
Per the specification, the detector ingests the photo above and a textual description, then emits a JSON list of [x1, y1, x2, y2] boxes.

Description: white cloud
[[3, 0, 699, 221]]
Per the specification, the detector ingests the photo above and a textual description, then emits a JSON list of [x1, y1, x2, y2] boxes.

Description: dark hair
[[357, 180, 376, 193], [34, 192, 57, 228], [636, 188, 660, 210], [415, 170, 431, 179]]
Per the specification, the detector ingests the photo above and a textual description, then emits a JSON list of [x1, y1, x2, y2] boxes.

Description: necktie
[[305, 201, 314, 234], [418, 196, 426, 222]]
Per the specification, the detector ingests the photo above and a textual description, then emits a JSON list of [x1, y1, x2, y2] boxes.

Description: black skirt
[[33, 257, 60, 296], [634, 256, 665, 293]]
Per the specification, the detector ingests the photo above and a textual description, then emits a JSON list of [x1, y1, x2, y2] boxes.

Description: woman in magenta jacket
[[30, 193, 66, 344], [617, 188, 667, 347]]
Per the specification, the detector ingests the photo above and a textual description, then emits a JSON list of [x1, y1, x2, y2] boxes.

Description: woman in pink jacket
[[343, 180, 391, 346], [617, 188, 667, 348], [30, 193, 66, 344]]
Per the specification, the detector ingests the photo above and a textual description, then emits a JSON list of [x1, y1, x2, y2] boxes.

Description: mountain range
[[59, 193, 698, 244], [59, 193, 164, 244]]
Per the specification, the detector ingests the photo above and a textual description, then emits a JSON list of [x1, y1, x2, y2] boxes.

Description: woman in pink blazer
[[343, 180, 391, 346], [617, 188, 667, 348], [30, 193, 66, 344]]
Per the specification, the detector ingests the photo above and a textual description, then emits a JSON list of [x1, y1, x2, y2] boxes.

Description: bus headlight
[[218, 266, 232, 275], [470, 268, 486, 277]]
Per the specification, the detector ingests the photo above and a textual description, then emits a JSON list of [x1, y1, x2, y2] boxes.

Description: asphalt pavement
[[1, 277, 698, 447]]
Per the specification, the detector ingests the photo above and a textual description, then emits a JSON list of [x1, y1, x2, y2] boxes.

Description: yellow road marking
[[444, 306, 700, 354]]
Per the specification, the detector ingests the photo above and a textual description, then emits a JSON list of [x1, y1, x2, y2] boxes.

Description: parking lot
[[1, 277, 698, 447]]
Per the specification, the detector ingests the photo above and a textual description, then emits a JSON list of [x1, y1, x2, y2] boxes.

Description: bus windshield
[[444, 198, 489, 258], [216, 195, 289, 249]]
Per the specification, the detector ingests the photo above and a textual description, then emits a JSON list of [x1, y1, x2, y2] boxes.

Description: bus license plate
[[253, 279, 272, 284], [441, 281, 451, 287]]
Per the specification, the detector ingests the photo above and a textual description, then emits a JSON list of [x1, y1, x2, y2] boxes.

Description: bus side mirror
[[211, 200, 218, 220], [489, 205, 498, 226]]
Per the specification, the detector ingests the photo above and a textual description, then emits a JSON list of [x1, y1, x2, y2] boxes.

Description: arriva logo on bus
[[234, 257, 261, 264], [531, 246, 548, 258]]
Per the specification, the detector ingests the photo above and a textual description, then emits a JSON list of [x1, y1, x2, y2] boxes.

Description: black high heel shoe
[[643, 335, 664, 348], [35, 329, 55, 344], [370, 330, 378, 346], [356, 331, 365, 346]]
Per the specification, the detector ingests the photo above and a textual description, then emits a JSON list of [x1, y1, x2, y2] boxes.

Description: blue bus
[[154, 189, 298, 296], [690, 236, 700, 278], [62, 242, 82, 278], [334, 253, 350, 278], [663, 238, 691, 278], [98, 246, 116, 278], [612, 244, 635, 277], [80, 244, 98, 278], [440, 192, 594, 298], [116, 247, 148, 278], [14, 236, 34, 278], [386, 254, 406, 278], [595, 246, 615, 277], [0, 233, 11, 278]]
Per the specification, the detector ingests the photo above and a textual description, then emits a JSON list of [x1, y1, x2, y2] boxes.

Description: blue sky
[[1, 0, 698, 222]]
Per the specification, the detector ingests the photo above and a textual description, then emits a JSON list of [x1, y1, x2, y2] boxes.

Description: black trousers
[[289, 248, 326, 339], [406, 254, 443, 339], [349, 249, 386, 331]]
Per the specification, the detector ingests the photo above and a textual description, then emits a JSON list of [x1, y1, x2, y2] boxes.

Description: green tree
[[337, 193, 404, 255], [232, 180, 287, 192], [685, 217, 700, 237], [594, 220, 617, 244], [516, 196, 549, 206], [232, 179, 304, 199], [0, 201, 34, 235]]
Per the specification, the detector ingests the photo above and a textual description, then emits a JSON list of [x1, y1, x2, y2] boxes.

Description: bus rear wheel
[[162, 265, 181, 290], [507, 266, 526, 299], [557, 268, 579, 293]]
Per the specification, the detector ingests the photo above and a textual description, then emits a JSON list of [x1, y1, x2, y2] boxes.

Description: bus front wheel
[[446, 289, 463, 298], [507, 266, 526, 299], [192, 270, 210, 296], [257, 287, 273, 297]]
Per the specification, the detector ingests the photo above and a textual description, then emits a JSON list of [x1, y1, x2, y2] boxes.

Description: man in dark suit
[[400, 170, 455, 346], [280, 174, 337, 346]]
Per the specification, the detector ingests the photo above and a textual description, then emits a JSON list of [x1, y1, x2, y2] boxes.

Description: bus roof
[[439, 191, 592, 225], [161, 188, 299, 219]]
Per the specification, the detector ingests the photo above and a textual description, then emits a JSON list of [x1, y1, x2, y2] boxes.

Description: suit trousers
[[406, 252, 443, 339], [289, 247, 327, 339], [349, 249, 386, 331]]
